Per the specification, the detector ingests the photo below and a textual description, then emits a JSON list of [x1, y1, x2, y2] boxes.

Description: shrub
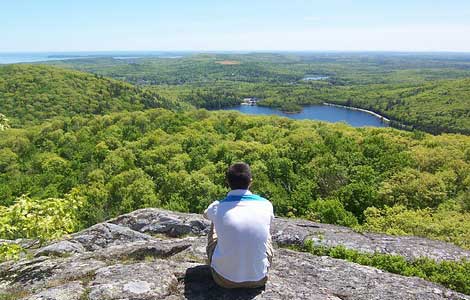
[[0, 191, 84, 242], [361, 204, 470, 249], [307, 198, 358, 227], [0, 243, 25, 263]]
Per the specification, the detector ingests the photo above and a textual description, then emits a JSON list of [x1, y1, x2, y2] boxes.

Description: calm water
[[0, 52, 188, 64], [223, 105, 389, 127], [0, 53, 81, 64], [302, 75, 329, 81]]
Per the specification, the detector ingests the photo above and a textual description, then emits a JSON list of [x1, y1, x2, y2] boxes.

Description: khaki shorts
[[206, 223, 274, 289]]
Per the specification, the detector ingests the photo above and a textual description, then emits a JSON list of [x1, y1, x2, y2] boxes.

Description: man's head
[[226, 162, 252, 190]]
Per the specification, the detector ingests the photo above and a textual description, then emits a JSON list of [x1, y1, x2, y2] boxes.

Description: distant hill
[[45, 53, 470, 134], [325, 79, 470, 134], [0, 64, 187, 126]]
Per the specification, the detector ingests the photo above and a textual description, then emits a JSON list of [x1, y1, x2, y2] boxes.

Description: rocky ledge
[[1, 208, 469, 300]]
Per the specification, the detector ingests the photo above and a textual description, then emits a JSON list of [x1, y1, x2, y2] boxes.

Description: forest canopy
[[0, 64, 187, 126], [0, 61, 469, 263], [1, 108, 469, 249], [46, 53, 470, 134]]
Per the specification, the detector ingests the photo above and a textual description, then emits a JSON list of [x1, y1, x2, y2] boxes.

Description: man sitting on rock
[[204, 162, 274, 288]]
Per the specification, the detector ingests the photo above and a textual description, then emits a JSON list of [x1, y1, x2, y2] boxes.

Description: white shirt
[[204, 189, 274, 283]]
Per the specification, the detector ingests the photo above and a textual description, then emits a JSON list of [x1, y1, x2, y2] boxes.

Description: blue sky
[[1, 0, 470, 52]]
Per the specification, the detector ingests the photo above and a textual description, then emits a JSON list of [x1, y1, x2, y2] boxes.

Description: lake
[[302, 75, 329, 81], [0, 53, 82, 64], [0, 52, 189, 64], [223, 105, 389, 128]]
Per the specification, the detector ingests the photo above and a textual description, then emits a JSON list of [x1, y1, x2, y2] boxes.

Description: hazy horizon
[[2, 50, 470, 54]]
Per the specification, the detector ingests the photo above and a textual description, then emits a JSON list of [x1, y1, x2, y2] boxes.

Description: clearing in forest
[[215, 60, 241, 65]]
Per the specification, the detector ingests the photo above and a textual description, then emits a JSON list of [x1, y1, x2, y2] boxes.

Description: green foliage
[[0, 148, 18, 173], [107, 168, 160, 216], [378, 168, 448, 209], [47, 52, 470, 134], [0, 108, 468, 249], [298, 240, 470, 295], [1, 57, 470, 259], [307, 198, 358, 227], [48, 53, 309, 85], [0, 65, 187, 127], [0, 191, 84, 241], [0, 113, 10, 131], [361, 204, 470, 249], [322, 79, 470, 134], [0, 243, 25, 263], [280, 102, 302, 113]]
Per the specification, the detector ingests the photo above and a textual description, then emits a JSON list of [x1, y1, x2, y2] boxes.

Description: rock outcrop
[[1, 208, 469, 300]]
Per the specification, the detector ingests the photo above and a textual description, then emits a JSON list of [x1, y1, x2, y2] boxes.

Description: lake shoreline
[[322, 102, 391, 123], [221, 103, 389, 128]]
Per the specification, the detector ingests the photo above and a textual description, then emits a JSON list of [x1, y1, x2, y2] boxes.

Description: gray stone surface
[[0, 254, 106, 291], [88, 261, 189, 300], [0, 208, 469, 300], [26, 281, 85, 300], [34, 240, 85, 257], [268, 248, 468, 300], [92, 240, 192, 261], [180, 247, 470, 300], [69, 222, 154, 251], [113, 208, 470, 262], [272, 217, 470, 262], [109, 209, 211, 237]]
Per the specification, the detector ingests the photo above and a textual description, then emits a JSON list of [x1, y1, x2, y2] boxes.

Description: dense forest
[[0, 65, 187, 126], [1, 109, 469, 250], [48, 52, 470, 85], [0, 60, 469, 267], [47, 53, 470, 134]]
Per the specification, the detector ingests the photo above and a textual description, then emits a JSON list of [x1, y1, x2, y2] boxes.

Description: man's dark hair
[[226, 162, 252, 190]]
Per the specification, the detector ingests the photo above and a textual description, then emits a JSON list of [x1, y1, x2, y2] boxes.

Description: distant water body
[[223, 105, 389, 128], [302, 75, 329, 81], [0, 53, 77, 64], [0, 52, 187, 64]]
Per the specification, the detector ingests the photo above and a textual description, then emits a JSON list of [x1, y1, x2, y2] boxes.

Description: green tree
[[307, 198, 358, 227], [379, 168, 448, 208], [107, 168, 159, 215]]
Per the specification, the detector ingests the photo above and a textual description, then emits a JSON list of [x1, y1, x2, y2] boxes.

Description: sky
[[1, 0, 470, 52]]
